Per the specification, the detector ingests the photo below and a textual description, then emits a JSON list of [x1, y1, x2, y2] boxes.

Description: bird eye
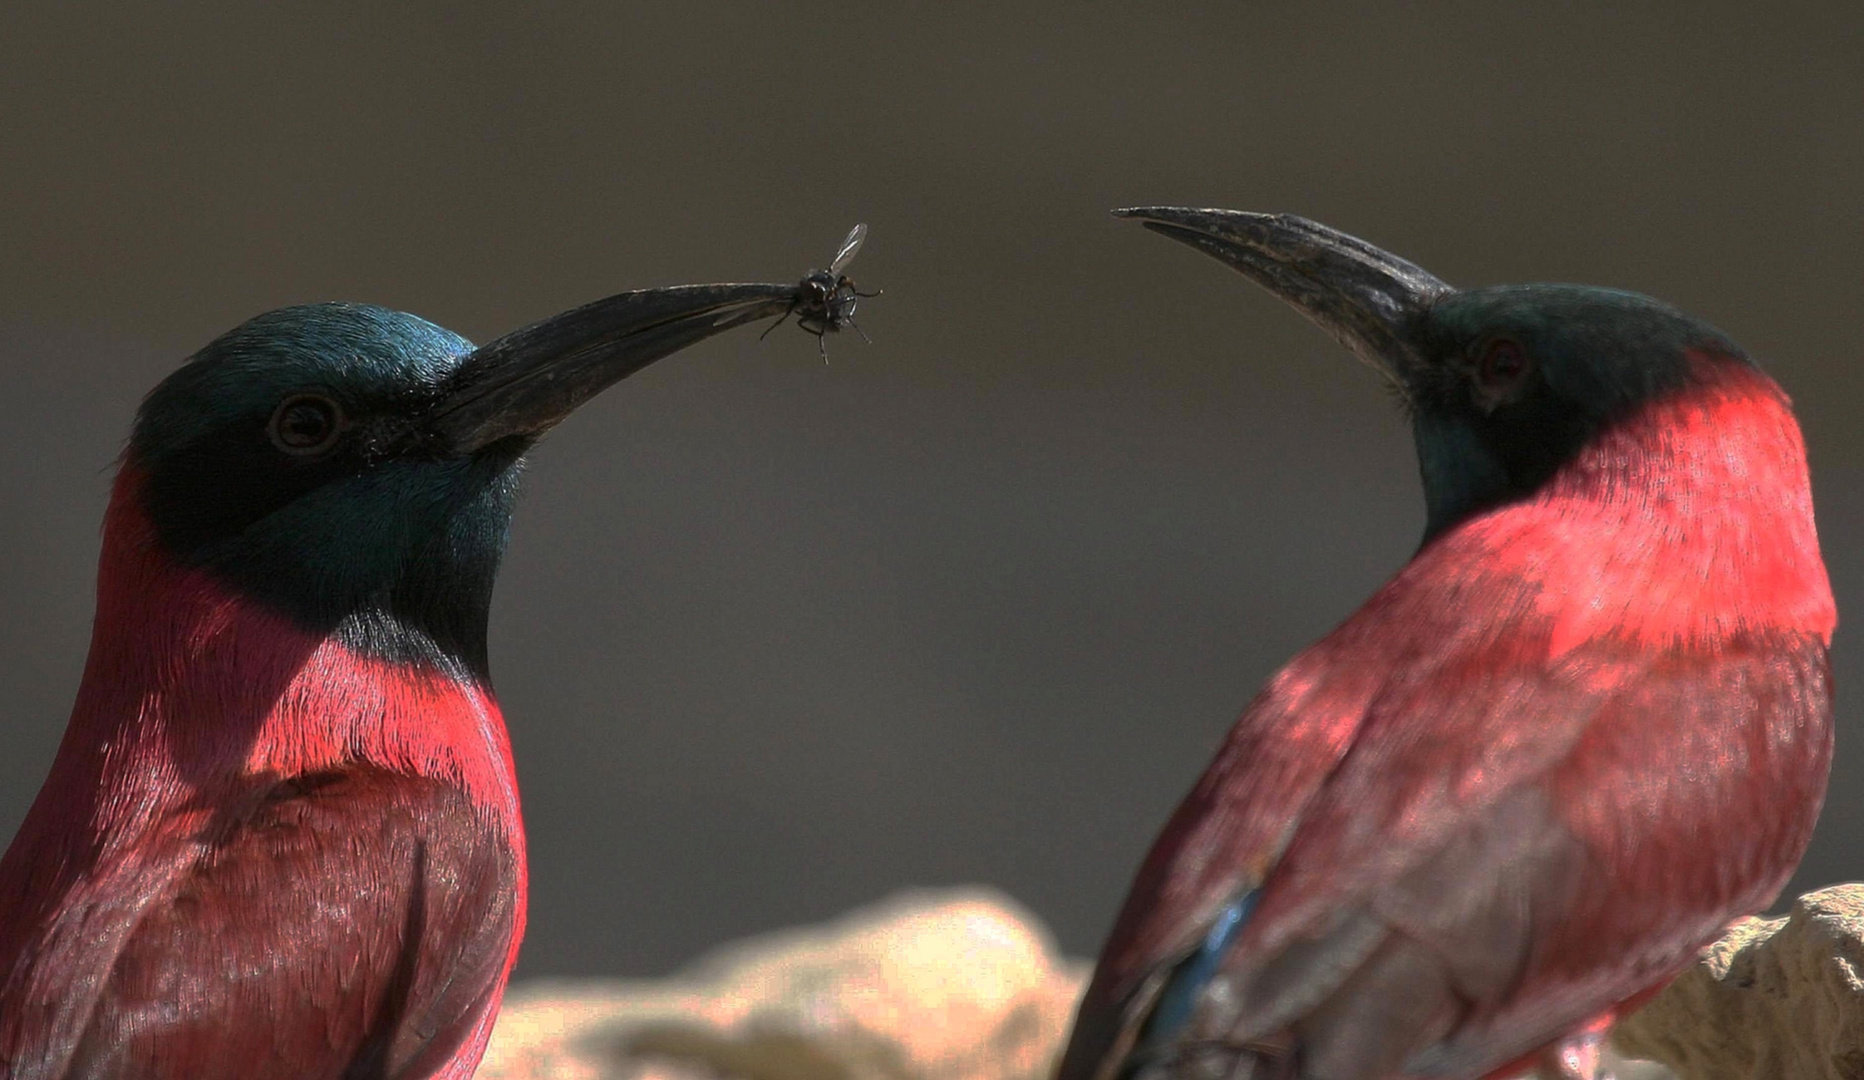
[[1474, 338, 1533, 400], [268, 394, 346, 456]]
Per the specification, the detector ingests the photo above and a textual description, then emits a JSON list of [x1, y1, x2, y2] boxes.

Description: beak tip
[[1113, 206, 1190, 225]]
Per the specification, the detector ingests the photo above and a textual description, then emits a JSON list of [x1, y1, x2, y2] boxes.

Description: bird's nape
[[1066, 206, 1834, 1080], [1117, 206, 1764, 540]]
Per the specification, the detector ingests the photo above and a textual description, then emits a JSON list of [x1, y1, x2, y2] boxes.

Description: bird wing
[[1057, 626, 1399, 1080], [7, 764, 521, 1080], [1064, 630, 1830, 1080]]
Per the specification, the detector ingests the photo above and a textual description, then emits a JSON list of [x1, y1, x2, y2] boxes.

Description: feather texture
[[0, 473, 526, 1079], [1059, 360, 1834, 1080]]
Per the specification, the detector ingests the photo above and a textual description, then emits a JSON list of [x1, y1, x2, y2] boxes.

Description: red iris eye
[[1478, 339, 1531, 390]]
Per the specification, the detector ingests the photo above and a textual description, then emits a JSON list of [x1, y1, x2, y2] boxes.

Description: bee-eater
[[1057, 209, 1834, 1080], [0, 282, 801, 1079]]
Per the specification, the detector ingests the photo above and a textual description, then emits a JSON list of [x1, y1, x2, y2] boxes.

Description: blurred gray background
[[1, 3, 1860, 978]]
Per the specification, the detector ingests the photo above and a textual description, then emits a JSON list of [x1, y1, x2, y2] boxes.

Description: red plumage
[[0, 469, 525, 1078], [0, 286, 807, 1078], [1061, 354, 1834, 1078]]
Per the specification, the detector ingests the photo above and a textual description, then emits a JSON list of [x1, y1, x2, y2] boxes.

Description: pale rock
[[480, 888, 1089, 1080], [488, 880, 1864, 1080], [1612, 884, 1864, 1080]]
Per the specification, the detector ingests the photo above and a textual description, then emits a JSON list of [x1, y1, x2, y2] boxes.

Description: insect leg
[[759, 304, 797, 341]]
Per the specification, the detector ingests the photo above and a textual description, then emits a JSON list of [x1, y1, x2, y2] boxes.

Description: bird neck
[[45, 467, 523, 839], [1421, 355, 1834, 653]]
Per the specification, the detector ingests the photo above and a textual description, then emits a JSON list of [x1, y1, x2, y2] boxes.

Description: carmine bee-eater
[[1057, 209, 1834, 1080], [0, 280, 811, 1078]]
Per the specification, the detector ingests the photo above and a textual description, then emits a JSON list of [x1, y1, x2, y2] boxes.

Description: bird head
[[1116, 208, 1756, 541], [124, 285, 794, 679]]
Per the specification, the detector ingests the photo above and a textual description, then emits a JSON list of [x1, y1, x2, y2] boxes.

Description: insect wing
[[828, 223, 868, 276]]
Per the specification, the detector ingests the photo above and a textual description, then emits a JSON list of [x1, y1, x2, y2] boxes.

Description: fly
[[765, 223, 881, 361]]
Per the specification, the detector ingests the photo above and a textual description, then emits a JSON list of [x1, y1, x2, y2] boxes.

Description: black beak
[[428, 282, 798, 453], [1114, 208, 1454, 386]]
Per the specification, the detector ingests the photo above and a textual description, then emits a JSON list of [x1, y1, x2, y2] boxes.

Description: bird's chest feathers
[[74, 498, 522, 838], [223, 634, 519, 818], [1407, 370, 1834, 657]]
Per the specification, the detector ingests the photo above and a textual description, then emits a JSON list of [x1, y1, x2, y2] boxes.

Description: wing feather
[[1062, 630, 1829, 1080], [5, 766, 519, 1080]]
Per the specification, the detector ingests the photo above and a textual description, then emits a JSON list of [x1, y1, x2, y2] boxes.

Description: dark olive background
[[2, 3, 1860, 978]]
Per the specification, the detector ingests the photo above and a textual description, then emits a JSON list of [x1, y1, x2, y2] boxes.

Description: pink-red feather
[[1061, 357, 1835, 1079], [0, 468, 527, 1079]]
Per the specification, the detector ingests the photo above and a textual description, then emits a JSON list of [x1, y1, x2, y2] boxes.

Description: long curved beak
[[429, 282, 797, 453], [1114, 208, 1454, 385]]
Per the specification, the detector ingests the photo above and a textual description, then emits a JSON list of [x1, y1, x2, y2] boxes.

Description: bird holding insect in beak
[[0, 263, 840, 1079], [1056, 209, 1834, 1080]]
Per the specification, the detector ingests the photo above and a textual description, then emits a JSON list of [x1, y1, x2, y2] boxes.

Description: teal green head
[[1116, 208, 1752, 540], [126, 285, 796, 678]]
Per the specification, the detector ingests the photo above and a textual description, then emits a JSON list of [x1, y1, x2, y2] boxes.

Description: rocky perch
[[1614, 884, 1864, 1080], [481, 889, 1088, 1080], [483, 886, 1864, 1080]]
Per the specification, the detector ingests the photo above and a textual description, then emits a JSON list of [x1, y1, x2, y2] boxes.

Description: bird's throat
[[51, 468, 523, 837]]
